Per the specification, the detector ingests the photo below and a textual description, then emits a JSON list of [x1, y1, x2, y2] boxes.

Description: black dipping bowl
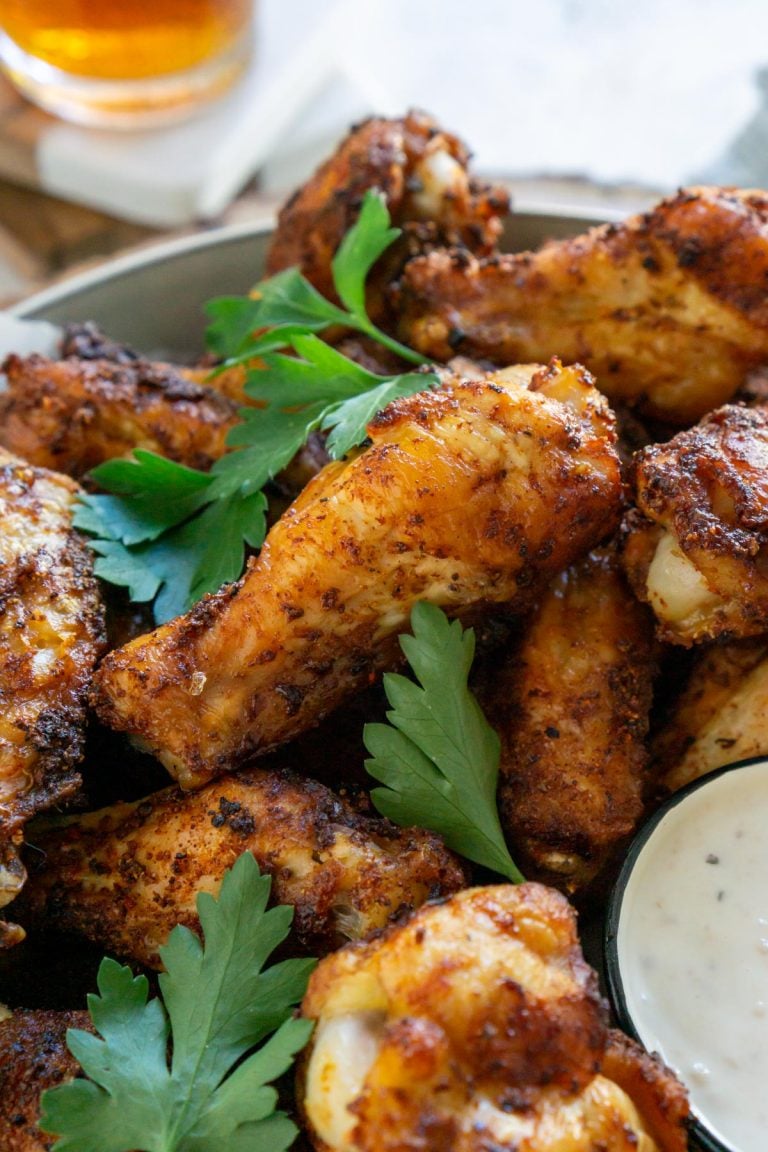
[[605, 755, 768, 1152]]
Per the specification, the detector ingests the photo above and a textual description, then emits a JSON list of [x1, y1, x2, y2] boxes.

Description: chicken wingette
[[0, 450, 104, 937], [489, 547, 655, 893], [266, 110, 509, 313], [300, 884, 689, 1152], [395, 187, 768, 424], [651, 638, 768, 794], [15, 767, 465, 968], [622, 405, 768, 645], [92, 361, 622, 789], [0, 353, 239, 476], [0, 1009, 89, 1152]]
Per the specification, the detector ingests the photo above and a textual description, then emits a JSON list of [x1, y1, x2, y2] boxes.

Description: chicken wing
[[488, 547, 655, 893], [651, 638, 768, 794], [0, 450, 104, 840], [0, 451, 104, 940], [621, 405, 768, 645], [92, 361, 622, 789], [15, 767, 465, 968], [266, 110, 509, 313], [299, 884, 689, 1152], [0, 1009, 89, 1152], [0, 353, 239, 477], [395, 187, 768, 424]]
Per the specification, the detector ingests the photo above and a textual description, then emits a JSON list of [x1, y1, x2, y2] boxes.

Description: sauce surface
[[617, 759, 768, 1152]]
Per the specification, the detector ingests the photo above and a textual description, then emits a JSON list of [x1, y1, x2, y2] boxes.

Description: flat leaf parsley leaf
[[364, 602, 525, 883], [76, 190, 439, 624], [39, 852, 315, 1152]]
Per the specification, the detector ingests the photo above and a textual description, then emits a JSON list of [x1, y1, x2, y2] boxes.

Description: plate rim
[[10, 205, 613, 321]]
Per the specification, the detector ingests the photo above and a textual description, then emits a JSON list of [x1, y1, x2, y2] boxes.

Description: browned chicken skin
[[92, 362, 621, 789], [490, 547, 655, 893], [0, 451, 104, 939], [0, 451, 105, 835], [14, 767, 465, 968], [396, 187, 768, 424], [651, 638, 768, 794], [0, 353, 239, 477], [622, 404, 768, 645], [299, 884, 689, 1152], [266, 110, 509, 312], [0, 1009, 89, 1151]]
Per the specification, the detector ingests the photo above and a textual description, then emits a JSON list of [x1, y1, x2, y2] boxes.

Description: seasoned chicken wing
[[0, 353, 239, 477], [622, 405, 768, 645], [0, 451, 104, 940], [0, 450, 104, 931], [267, 110, 509, 313], [300, 884, 689, 1152], [15, 767, 465, 968], [396, 187, 768, 424], [92, 361, 622, 789], [0, 1009, 89, 1152], [651, 638, 768, 794], [489, 547, 655, 893]]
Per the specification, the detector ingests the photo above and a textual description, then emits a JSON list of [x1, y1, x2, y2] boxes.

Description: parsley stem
[[355, 316, 430, 367]]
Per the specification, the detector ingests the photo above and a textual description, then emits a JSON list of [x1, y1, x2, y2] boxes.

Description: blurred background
[[2, 0, 768, 302]]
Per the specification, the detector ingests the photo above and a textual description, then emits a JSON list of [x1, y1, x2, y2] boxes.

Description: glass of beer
[[0, 1, 254, 128]]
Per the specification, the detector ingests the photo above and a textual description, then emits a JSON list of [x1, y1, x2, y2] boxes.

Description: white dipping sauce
[[616, 759, 768, 1152]]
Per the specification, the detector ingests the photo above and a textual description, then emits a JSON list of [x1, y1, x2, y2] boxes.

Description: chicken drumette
[[622, 404, 768, 645], [395, 187, 768, 424], [266, 110, 509, 316], [92, 361, 622, 789], [300, 884, 689, 1152]]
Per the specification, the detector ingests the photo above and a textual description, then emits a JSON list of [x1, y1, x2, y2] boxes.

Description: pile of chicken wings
[[5, 108, 768, 1150]]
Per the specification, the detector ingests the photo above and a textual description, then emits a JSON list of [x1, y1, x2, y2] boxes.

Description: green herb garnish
[[40, 853, 315, 1152], [364, 602, 524, 883], [75, 191, 438, 623]]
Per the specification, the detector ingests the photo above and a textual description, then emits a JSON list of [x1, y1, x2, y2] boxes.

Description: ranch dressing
[[615, 759, 768, 1152]]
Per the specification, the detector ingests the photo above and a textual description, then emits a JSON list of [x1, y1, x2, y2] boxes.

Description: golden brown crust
[[651, 638, 768, 794], [300, 884, 689, 1151], [0, 1010, 88, 1152], [0, 451, 105, 841], [491, 547, 655, 893], [15, 767, 466, 968], [622, 404, 768, 644], [266, 110, 509, 310], [396, 186, 768, 424], [91, 362, 621, 788], [603, 1030, 691, 1152], [0, 353, 238, 476]]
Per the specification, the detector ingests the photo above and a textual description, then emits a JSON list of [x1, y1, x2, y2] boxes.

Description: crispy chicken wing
[[651, 638, 768, 794], [621, 405, 768, 645], [266, 110, 509, 313], [0, 353, 239, 477], [0, 1009, 89, 1151], [0, 451, 104, 943], [396, 187, 768, 424], [0, 451, 105, 835], [15, 767, 465, 968], [489, 547, 655, 893], [92, 361, 622, 788], [299, 884, 689, 1152]]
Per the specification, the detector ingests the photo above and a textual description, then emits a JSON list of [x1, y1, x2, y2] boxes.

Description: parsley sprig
[[205, 190, 424, 369], [40, 853, 315, 1152], [364, 602, 524, 883], [74, 191, 438, 623]]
